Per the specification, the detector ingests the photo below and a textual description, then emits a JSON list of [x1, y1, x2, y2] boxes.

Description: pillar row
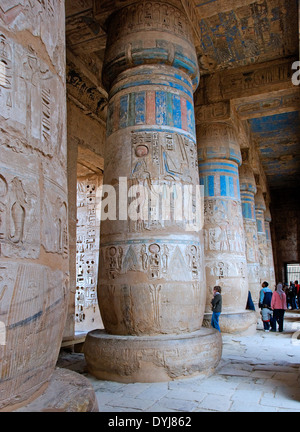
[[255, 186, 269, 285], [197, 122, 257, 334], [239, 163, 260, 305], [84, 1, 221, 383], [265, 205, 276, 289]]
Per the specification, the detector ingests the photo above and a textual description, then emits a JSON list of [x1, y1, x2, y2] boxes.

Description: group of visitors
[[210, 279, 299, 334], [259, 280, 296, 333], [284, 281, 300, 310]]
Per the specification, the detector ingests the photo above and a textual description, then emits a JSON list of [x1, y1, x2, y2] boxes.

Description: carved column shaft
[[255, 187, 269, 284], [197, 122, 256, 333], [265, 206, 276, 289], [239, 163, 260, 305], [84, 1, 221, 382]]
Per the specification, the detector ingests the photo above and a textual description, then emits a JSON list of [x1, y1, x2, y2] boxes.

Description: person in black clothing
[[211, 286, 222, 333], [289, 281, 298, 310]]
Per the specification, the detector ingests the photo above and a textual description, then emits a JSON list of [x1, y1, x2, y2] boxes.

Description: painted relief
[[106, 1, 193, 45], [131, 131, 197, 183], [107, 91, 195, 138], [197, 0, 298, 74], [204, 199, 245, 254]]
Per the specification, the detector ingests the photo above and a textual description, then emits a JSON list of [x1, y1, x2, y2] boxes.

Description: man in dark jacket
[[211, 286, 222, 332], [259, 281, 273, 308]]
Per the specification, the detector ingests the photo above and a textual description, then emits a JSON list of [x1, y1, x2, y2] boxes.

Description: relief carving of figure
[[9, 177, 26, 245], [105, 246, 122, 279], [186, 245, 200, 279], [148, 243, 161, 279]]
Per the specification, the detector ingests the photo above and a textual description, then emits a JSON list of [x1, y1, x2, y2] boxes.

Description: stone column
[[197, 122, 256, 334], [255, 187, 269, 285], [264, 205, 276, 289], [239, 163, 260, 306], [0, 2, 97, 412], [84, 1, 221, 383]]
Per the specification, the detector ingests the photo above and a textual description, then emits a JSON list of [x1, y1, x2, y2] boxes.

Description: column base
[[15, 369, 98, 412], [203, 311, 258, 335], [84, 328, 222, 383]]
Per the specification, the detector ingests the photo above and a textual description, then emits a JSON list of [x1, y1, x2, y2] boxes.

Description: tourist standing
[[295, 281, 300, 309], [260, 304, 273, 332], [289, 281, 297, 310], [271, 283, 287, 332], [259, 281, 273, 309], [211, 286, 222, 333]]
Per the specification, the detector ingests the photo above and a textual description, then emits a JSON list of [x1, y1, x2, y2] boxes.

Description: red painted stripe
[[181, 97, 187, 131], [146, 91, 156, 125]]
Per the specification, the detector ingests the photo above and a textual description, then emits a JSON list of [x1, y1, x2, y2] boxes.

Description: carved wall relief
[[204, 199, 245, 255], [0, 0, 70, 410], [42, 181, 68, 258], [149, 283, 162, 328], [130, 131, 197, 183], [0, 33, 13, 112], [0, 156, 40, 259], [0, 30, 66, 165], [76, 175, 103, 331], [100, 240, 203, 284]]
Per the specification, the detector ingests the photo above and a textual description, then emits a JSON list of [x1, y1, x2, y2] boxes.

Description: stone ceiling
[[65, 0, 300, 191]]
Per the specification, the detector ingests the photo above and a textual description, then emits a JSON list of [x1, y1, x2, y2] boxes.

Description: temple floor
[[57, 311, 300, 412]]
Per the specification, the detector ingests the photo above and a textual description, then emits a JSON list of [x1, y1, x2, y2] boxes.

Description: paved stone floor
[[57, 311, 300, 412]]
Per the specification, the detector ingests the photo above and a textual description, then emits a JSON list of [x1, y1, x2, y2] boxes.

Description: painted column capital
[[197, 121, 242, 166], [255, 187, 266, 212], [264, 207, 272, 223], [102, 1, 199, 92], [239, 163, 257, 194]]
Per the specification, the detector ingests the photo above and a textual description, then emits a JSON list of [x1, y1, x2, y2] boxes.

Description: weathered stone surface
[[0, 0, 95, 412], [203, 311, 258, 335], [255, 186, 269, 286], [197, 121, 255, 330], [15, 368, 98, 412], [239, 162, 260, 304], [84, 0, 221, 381], [84, 328, 222, 383]]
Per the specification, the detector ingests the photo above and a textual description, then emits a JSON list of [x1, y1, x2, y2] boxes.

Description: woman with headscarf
[[271, 283, 287, 332]]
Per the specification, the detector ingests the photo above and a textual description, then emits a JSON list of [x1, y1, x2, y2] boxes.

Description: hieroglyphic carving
[[0, 33, 13, 111], [131, 130, 198, 185], [101, 240, 203, 282], [104, 246, 123, 279], [0, 4, 23, 25], [201, 58, 295, 104], [42, 184, 68, 258], [0, 175, 8, 245], [148, 243, 161, 279], [149, 284, 161, 328], [76, 175, 102, 328], [37, 0, 55, 17], [186, 245, 201, 279], [204, 199, 245, 254], [235, 91, 300, 119], [105, 1, 193, 45]]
